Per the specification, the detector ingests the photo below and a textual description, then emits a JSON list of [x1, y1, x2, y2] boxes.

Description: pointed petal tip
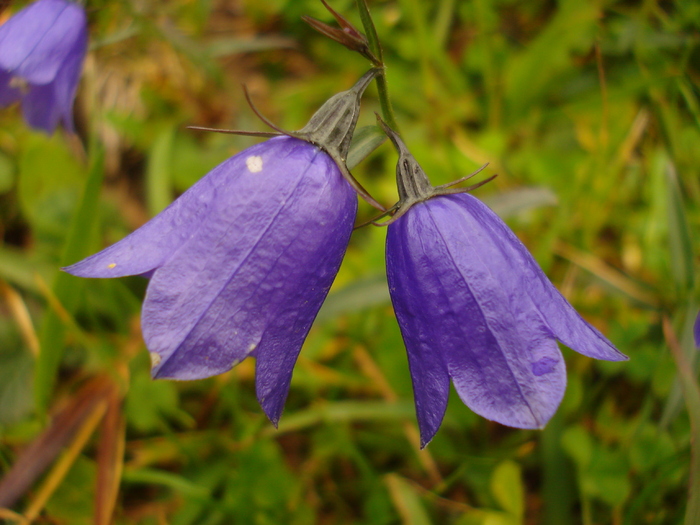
[[258, 393, 284, 430], [263, 408, 280, 429], [416, 423, 439, 449]]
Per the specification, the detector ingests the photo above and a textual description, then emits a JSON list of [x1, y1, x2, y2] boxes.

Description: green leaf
[[44, 456, 95, 525], [146, 127, 175, 216], [490, 460, 524, 520], [0, 326, 33, 425], [17, 133, 86, 239], [385, 474, 433, 525], [125, 371, 191, 433], [122, 467, 211, 500], [483, 187, 557, 219], [664, 157, 695, 293], [347, 125, 387, 170], [34, 143, 105, 414], [0, 150, 14, 195], [561, 425, 593, 470], [581, 448, 631, 507], [317, 274, 389, 320]]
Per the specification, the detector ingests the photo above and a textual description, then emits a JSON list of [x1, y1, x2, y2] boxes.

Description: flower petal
[[0, 0, 86, 85], [20, 17, 87, 133], [146, 138, 356, 418], [694, 311, 700, 348], [386, 217, 450, 446], [388, 201, 566, 432], [64, 139, 303, 279], [447, 194, 627, 362], [254, 186, 356, 424], [64, 164, 216, 278]]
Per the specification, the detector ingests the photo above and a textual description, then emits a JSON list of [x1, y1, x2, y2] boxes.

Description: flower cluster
[[0, 0, 87, 133], [7, 0, 627, 441]]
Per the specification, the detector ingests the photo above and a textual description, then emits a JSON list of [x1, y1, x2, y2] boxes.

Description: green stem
[[663, 316, 700, 524], [541, 412, 575, 525], [356, 0, 400, 132]]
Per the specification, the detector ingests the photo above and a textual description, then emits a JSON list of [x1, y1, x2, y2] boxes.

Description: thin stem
[[356, 0, 382, 64], [663, 315, 700, 524], [356, 0, 400, 132]]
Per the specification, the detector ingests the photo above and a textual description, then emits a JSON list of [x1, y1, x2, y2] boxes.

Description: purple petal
[[387, 200, 566, 436], [254, 187, 355, 424], [21, 16, 87, 133], [143, 137, 356, 424], [694, 311, 700, 348], [63, 167, 216, 278], [444, 194, 627, 362], [386, 215, 450, 447], [0, 0, 87, 85], [63, 139, 301, 279]]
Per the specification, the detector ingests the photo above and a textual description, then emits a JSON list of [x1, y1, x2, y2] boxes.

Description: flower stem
[[356, 0, 400, 132]]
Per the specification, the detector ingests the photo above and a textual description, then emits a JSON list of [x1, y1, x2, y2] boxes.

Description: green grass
[[0, 0, 698, 523]]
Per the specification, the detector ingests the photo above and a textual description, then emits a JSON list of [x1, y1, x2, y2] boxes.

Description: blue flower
[[65, 71, 378, 425], [0, 0, 87, 133], [379, 121, 628, 446]]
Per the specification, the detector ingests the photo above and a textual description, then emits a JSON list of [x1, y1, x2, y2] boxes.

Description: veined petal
[[388, 200, 566, 436], [21, 14, 87, 133], [145, 137, 356, 424], [64, 138, 303, 279], [450, 194, 627, 362], [0, 0, 87, 133], [254, 177, 356, 424], [0, 0, 86, 85], [386, 215, 450, 447]]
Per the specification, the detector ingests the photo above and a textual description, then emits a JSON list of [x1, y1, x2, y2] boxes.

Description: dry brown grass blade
[[0, 378, 114, 509], [95, 391, 126, 525], [0, 279, 39, 357], [23, 397, 109, 522], [553, 241, 658, 307]]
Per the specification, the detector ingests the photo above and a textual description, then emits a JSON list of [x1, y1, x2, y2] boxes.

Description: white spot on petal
[[248, 343, 257, 352], [246, 155, 263, 173], [150, 352, 162, 367]]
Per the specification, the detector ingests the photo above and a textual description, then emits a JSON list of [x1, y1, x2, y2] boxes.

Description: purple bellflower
[[65, 70, 380, 426], [377, 120, 628, 447], [0, 0, 87, 133]]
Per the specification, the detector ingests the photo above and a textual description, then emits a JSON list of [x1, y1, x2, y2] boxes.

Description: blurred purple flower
[[694, 311, 699, 348], [65, 71, 379, 425], [379, 122, 627, 446], [0, 0, 87, 133]]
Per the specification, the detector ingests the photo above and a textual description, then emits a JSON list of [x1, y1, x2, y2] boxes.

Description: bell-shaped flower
[[0, 0, 87, 133], [378, 120, 628, 447], [65, 70, 380, 426]]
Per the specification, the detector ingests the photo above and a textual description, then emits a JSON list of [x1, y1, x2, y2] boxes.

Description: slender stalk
[[356, 0, 383, 64], [663, 316, 700, 524], [356, 0, 400, 132]]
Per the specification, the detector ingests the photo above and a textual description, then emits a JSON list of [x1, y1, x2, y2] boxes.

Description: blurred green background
[[0, 0, 699, 523]]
